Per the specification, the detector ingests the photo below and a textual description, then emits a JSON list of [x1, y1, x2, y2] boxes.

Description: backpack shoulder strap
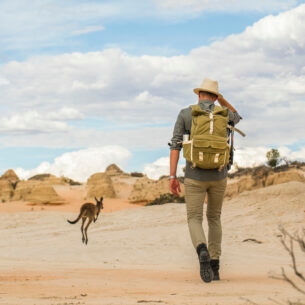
[[213, 105, 223, 112], [191, 104, 208, 116], [213, 105, 229, 116]]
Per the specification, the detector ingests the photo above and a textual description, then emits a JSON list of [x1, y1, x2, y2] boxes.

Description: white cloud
[[0, 3, 305, 176], [0, 76, 10, 86], [15, 146, 132, 182], [143, 156, 184, 180], [1, 4, 305, 151], [0, 108, 83, 133], [1, 0, 302, 53], [153, 0, 300, 14], [1, 48, 187, 126], [0, 111, 68, 133], [233, 147, 269, 168], [240, 4, 305, 51], [0, 1, 118, 50], [47, 107, 84, 120], [72, 25, 105, 36], [278, 146, 305, 162]]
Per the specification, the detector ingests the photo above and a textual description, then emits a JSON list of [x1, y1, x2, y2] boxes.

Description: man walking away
[[169, 78, 242, 282]]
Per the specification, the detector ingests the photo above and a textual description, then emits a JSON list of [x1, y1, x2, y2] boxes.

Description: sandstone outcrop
[[0, 164, 304, 205], [105, 164, 127, 177], [29, 173, 65, 184], [128, 176, 185, 203], [0, 170, 66, 205], [0, 180, 14, 202], [225, 167, 305, 199], [0, 169, 20, 202], [265, 170, 305, 186], [0, 169, 20, 183], [86, 172, 116, 198], [12, 180, 66, 205]]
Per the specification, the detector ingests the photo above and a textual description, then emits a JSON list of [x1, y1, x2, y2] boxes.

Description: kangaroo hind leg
[[84, 218, 93, 245], [81, 217, 86, 244]]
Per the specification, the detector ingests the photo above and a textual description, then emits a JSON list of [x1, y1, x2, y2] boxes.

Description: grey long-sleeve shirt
[[170, 99, 242, 181]]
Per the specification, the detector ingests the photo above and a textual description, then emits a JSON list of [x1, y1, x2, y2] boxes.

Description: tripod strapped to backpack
[[227, 120, 246, 170]]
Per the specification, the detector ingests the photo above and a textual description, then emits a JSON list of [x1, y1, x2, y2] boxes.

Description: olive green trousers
[[184, 177, 227, 259]]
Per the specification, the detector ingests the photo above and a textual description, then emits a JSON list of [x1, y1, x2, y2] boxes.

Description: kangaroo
[[67, 197, 104, 244]]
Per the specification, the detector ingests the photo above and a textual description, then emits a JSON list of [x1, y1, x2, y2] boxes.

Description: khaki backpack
[[182, 104, 231, 170]]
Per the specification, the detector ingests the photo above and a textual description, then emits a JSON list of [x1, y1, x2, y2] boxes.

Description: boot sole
[[199, 250, 213, 283]]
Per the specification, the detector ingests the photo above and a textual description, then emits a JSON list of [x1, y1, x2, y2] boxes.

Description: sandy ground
[[0, 181, 305, 305]]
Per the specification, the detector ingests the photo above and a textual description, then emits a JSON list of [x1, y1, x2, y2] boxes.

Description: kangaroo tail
[[67, 213, 82, 224]]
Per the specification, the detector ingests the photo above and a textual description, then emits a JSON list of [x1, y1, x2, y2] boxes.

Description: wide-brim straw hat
[[193, 78, 221, 96]]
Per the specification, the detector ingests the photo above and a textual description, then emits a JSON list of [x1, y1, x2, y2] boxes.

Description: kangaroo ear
[[100, 196, 103, 201], [95, 197, 98, 202]]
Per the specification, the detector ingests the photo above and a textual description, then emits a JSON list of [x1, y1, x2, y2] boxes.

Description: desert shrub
[[29, 174, 52, 181], [228, 165, 270, 179], [227, 162, 304, 180], [290, 161, 305, 169], [130, 172, 144, 178], [61, 177, 82, 186], [146, 193, 185, 206]]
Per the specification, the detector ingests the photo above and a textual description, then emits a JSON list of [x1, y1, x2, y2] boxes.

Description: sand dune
[[0, 181, 304, 305]]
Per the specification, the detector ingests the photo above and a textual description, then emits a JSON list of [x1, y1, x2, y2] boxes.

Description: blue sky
[[1, 0, 305, 181]]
